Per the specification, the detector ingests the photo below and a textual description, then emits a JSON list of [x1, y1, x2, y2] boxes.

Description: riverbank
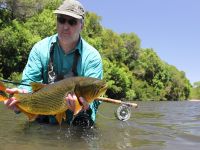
[[188, 99, 200, 101]]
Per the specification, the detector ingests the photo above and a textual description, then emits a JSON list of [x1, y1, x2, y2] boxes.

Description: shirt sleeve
[[84, 55, 104, 122], [18, 46, 43, 92], [84, 57, 103, 79]]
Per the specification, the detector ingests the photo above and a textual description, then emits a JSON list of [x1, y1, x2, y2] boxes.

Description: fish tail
[[0, 81, 8, 101]]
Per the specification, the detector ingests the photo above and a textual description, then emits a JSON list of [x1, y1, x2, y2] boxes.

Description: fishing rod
[[97, 97, 138, 121], [97, 97, 138, 108], [0, 79, 138, 121], [0, 79, 30, 86]]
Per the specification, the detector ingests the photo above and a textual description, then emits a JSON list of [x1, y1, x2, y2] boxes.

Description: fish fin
[[55, 112, 66, 125], [0, 81, 6, 91], [0, 82, 8, 101], [73, 98, 82, 115], [18, 107, 38, 121], [0, 91, 8, 101], [63, 112, 66, 121], [30, 82, 46, 92], [25, 112, 38, 121]]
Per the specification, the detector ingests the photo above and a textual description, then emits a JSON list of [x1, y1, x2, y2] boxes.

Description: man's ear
[[81, 20, 84, 30]]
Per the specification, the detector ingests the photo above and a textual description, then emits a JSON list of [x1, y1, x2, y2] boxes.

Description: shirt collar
[[76, 37, 82, 55]]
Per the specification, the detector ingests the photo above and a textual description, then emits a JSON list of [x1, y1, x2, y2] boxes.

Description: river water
[[0, 101, 200, 150]]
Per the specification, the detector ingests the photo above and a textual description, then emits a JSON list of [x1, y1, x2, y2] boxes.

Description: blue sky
[[79, 0, 200, 84]]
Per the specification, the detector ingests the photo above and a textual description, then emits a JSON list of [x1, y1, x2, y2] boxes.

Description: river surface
[[0, 101, 200, 150]]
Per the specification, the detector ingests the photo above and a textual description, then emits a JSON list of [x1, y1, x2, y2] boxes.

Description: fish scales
[[19, 80, 74, 114], [17, 92, 67, 115], [0, 77, 108, 124]]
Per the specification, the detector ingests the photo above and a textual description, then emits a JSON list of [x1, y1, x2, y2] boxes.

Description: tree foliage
[[0, 20, 40, 78], [103, 59, 135, 100], [120, 33, 141, 68], [24, 9, 56, 38], [190, 81, 200, 99], [0, 0, 61, 21]]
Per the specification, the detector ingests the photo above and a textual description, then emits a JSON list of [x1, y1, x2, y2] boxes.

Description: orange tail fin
[[0, 81, 8, 101]]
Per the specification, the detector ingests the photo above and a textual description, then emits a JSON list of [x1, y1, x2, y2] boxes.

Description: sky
[[79, 0, 200, 84]]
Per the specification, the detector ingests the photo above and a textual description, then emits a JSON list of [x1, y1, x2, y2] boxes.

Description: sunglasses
[[57, 17, 78, 26]]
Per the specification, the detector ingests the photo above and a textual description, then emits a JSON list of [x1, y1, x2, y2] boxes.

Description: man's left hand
[[65, 93, 89, 114]]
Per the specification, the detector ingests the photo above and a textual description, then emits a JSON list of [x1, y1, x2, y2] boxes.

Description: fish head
[[75, 78, 107, 103]]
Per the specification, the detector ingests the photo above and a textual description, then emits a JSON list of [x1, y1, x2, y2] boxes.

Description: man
[[4, 0, 103, 127]]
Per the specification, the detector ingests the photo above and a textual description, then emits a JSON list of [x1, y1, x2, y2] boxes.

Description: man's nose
[[63, 23, 70, 29]]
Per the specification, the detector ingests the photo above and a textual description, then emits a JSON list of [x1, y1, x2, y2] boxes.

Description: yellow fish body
[[0, 77, 107, 125]]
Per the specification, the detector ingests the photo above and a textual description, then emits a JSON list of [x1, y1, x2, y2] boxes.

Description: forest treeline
[[0, 0, 198, 100]]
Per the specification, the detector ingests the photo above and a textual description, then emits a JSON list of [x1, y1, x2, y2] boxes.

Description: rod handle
[[97, 97, 138, 108]]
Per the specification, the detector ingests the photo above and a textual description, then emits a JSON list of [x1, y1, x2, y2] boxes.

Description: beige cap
[[54, 0, 85, 19]]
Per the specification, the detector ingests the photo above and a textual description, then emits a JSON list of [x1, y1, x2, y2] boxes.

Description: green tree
[[0, 0, 61, 21], [24, 9, 56, 38], [190, 81, 200, 99], [81, 12, 103, 51], [0, 2, 59, 78], [165, 65, 191, 100], [100, 29, 127, 63], [120, 33, 141, 69], [0, 20, 40, 78], [103, 59, 135, 100], [82, 12, 102, 39]]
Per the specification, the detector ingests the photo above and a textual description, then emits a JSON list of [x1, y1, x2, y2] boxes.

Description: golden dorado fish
[[0, 77, 107, 125]]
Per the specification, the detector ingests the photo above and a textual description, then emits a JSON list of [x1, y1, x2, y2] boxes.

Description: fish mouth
[[102, 84, 108, 91], [98, 83, 108, 96]]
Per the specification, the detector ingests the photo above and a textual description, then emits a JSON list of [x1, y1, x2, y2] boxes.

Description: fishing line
[[0, 79, 30, 86], [97, 111, 116, 120]]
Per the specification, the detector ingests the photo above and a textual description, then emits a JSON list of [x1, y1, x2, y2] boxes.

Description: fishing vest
[[48, 42, 80, 83]]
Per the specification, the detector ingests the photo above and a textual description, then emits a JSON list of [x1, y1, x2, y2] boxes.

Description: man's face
[[56, 14, 83, 42]]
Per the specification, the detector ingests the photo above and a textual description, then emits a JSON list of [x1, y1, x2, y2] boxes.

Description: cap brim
[[54, 10, 82, 19]]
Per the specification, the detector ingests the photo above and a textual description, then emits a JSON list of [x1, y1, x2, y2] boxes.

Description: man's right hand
[[4, 88, 27, 112]]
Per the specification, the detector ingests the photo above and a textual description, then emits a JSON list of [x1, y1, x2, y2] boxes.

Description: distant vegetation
[[190, 82, 200, 99], [1, 0, 197, 101]]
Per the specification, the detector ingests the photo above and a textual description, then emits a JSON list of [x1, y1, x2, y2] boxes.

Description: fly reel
[[115, 105, 132, 121]]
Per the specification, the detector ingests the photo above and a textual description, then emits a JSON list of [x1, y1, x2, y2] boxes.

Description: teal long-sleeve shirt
[[19, 34, 103, 122]]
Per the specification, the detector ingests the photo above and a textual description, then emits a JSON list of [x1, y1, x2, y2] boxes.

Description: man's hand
[[4, 88, 27, 112], [65, 93, 89, 114]]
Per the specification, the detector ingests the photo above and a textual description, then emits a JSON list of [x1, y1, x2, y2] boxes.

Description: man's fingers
[[66, 99, 72, 110], [9, 98, 18, 107], [5, 88, 27, 94], [66, 93, 76, 112], [79, 97, 89, 110], [4, 99, 11, 107], [6, 88, 20, 94], [65, 94, 89, 113], [4, 97, 19, 111], [3, 88, 25, 113]]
